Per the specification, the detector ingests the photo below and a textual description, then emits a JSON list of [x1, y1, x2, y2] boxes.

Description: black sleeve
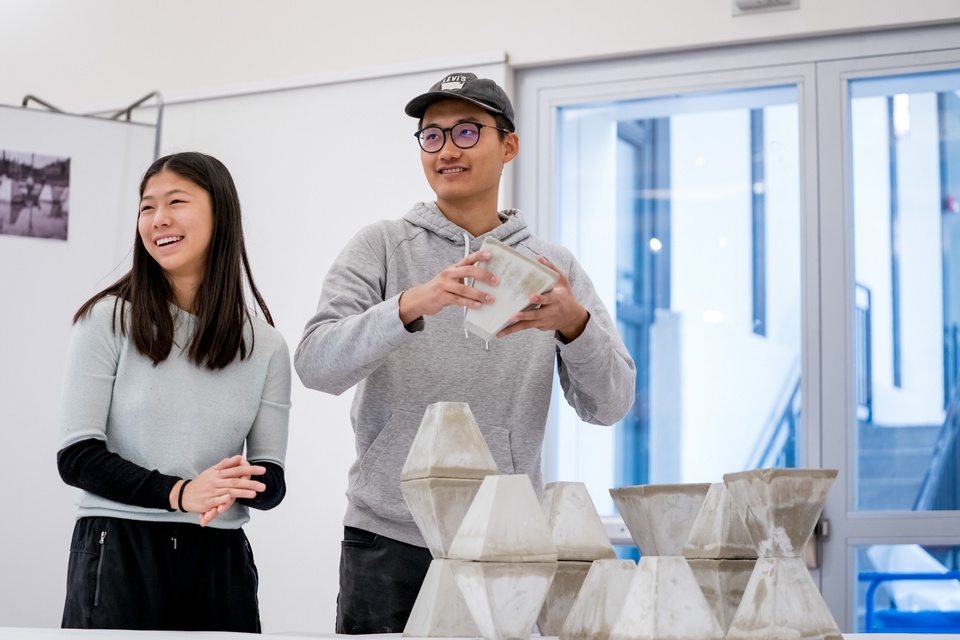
[[57, 438, 180, 511], [237, 461, 286, 511]]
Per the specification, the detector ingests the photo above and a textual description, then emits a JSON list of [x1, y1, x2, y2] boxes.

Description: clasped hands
[[399, 249, 589, 341], [169, 455, 265, 527]]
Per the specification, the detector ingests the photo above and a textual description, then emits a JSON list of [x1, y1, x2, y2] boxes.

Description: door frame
[[817, 46, 960, 631]]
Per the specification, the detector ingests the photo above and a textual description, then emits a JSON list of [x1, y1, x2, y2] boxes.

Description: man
[[294, 72, 636, 634]]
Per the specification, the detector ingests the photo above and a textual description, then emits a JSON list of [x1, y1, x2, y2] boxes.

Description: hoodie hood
[[404, 201, 532, 250]]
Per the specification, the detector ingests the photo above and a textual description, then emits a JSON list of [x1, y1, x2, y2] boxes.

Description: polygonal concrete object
[[726, 557, 842, 640], [683, 482, 757, 560], [400, 401, 499, 481], [450, 560, 557, 640], [404, 559, 481, 638], [687, 558, 757, 633], [449, 474, 559, 562], [609, 556, 724, 640], [463, 236, 560, 342], [536, 560, 591, 637], [559, 559, 637, 640], [541, 481, 617, 561], [609, 483, 712, 557], [722, 468, 838, 557], [401, 477, 485, 559]]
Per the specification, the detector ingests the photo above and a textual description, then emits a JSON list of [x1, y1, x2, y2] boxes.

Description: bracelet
[[177, 479, 193, 513]]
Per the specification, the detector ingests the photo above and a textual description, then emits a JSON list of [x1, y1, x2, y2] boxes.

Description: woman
[[57, 152, 290, 632]]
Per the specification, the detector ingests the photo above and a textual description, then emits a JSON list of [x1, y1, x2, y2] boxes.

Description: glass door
[[515, 61, 821, 549], [516, 22, 960, 631], [818, 51, 960, 633]]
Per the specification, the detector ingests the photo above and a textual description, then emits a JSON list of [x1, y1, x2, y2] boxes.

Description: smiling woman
[[55, 152, 292, 632], [138, 171, 214, 312]]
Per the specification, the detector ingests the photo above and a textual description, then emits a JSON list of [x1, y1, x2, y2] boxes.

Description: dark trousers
[[62, 516, 261, 632], [336, 526, 433, 634]]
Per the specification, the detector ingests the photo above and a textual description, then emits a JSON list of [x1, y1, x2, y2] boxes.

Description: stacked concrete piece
[[400, 401, 498, 638], [608, 483, 724, 640], [681, 482, 758, 633], [723, 468, 842, 640], [536, 481, 617, 636], [447, 474, 559, 640]]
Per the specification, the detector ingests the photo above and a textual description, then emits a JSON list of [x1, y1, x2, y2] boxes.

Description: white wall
[[1, 1, 958, 113]]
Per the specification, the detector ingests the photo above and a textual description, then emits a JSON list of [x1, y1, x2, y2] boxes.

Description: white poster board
[[0, 105, 156, 627]]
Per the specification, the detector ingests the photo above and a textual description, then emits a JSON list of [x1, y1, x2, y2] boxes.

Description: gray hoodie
[[295, 202, 636, 546]]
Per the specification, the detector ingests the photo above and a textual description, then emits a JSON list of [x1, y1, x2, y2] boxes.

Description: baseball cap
[[405, 72, 515, 131]]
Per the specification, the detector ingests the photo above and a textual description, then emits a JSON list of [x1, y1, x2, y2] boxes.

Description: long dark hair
[[74, 152, 274, 370]]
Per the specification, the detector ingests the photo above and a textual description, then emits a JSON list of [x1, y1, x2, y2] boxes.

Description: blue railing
[[913, 389, 960, 511], [745, 364, 800, 470], [859, 571, 960, 633]]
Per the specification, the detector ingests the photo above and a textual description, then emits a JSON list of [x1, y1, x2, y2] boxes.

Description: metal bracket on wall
[[21, 91, 165, 161], [732, 0, 799, 16]]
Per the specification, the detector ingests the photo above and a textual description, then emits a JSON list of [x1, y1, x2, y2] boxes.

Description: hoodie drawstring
[[463, 232, 489, 350]]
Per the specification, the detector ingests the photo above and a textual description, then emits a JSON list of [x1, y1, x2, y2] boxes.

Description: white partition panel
[[0, 106, 156, 627]]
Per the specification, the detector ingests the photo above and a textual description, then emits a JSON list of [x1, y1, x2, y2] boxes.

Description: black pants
[[62, 516, 261, 632], [336, 526, 433, 634]]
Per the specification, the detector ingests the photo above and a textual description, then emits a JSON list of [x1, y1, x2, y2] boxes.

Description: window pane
[[850, 70, 960, 512], [553, 85, 802, 515]]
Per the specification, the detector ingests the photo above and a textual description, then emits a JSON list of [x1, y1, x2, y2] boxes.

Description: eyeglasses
[[414, 122, 511, 153]]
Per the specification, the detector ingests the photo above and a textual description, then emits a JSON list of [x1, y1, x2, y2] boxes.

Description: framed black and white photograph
[[0, 150, 71, 240]]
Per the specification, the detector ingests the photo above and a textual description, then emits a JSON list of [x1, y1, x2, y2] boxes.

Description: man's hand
[[399, 250, 498, 324], [497, 256, 589, 341]]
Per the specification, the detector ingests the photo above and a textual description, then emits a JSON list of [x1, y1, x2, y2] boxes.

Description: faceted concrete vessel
[[686, 558, 756, 633], [560, 559, 637, 640], [401, 477, 484, 559], [449, 474, 559, 562], [450, 560, 557, 640], [463, 236, 560, 342], [723, 468, 838, 558], [609, 483, 711, 556], [400, 401, 499, 481], [610, 556, 724, 640], [403, 559, 481, 638], [541, 481, 617, 561], [723, 468, 842, 640], [683, 482, 757, 560], [536, 560, 591, 637], [537, 482, 616, 636], [727, 556, 842, 640]]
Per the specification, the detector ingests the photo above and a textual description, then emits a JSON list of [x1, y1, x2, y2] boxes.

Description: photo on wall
[[0, 149, 71, 240]]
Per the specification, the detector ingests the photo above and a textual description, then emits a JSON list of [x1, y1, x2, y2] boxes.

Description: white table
[[3, 629, 959, 640]]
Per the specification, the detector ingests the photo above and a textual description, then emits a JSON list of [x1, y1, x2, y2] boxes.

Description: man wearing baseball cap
[[295, 72, 635, 634]]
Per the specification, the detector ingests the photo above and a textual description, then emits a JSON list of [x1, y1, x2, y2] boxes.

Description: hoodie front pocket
[[352, 409, 423, 522]]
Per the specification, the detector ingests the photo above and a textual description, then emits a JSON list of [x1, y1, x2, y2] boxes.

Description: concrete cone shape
[[463, 236, 560, 342], [400, 401, 499, 481], [541, 481, 617, 561], [450, 560, 557, 640], [401, 477, 485, 559], [609, 483, 711, 556], [683, 482, 757, 560], [560, 558, 637, 640], [726, 556, 842, 640], [403, 559, 481, 638], [537, 560, 591, 637], [448, 474, 558, 562], [686, 558, 756, 633], [722, 468, 838, 557], [610, 556, 724, 640]]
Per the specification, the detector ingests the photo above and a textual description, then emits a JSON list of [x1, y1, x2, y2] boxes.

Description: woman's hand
[[169, 455, 266, 526]]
